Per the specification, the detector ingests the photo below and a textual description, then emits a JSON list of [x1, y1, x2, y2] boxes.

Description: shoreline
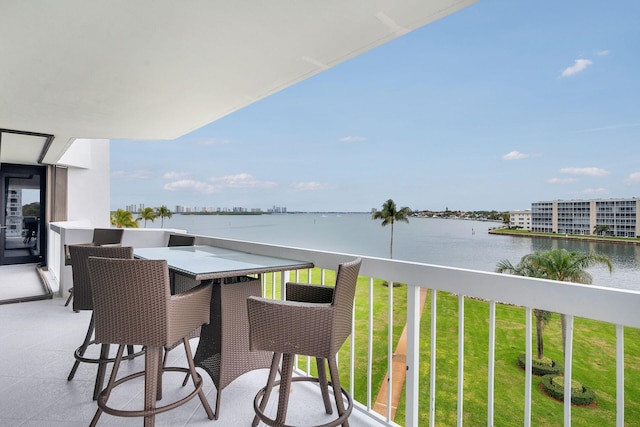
[[489, 229, 640, 246]]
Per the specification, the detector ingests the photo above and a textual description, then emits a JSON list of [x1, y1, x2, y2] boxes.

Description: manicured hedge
[[517, 353, 563, 376], [540, 374, 596, 406]]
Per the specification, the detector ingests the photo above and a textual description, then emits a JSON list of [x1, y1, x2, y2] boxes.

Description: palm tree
[[110, 209, 139, 228], [137, 207, 157, 228], [518, 249, 612, 356], [496, 258, 553, 359], [156, 205, 172, 228], [593, 224, 610, 238], [372, 199, 411, 259]]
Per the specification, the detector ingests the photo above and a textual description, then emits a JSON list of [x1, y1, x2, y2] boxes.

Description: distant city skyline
[[111, 1, 640, 213]]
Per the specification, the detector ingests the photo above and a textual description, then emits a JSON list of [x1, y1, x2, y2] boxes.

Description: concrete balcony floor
[[0, 298, 377, 426]]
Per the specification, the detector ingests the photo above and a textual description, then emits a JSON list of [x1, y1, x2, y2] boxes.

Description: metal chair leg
[[253, 352, 282, 427], [68, 313, 95, 381], [93, 344, 110, 400], [316, 357, 333, 414], [64, 288, 73, 307], [328, 356, 350, 427], [90, 345, 125, 427]]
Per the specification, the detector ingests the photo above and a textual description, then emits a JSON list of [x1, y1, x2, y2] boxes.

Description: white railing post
[[488, 301, 496, 427], [564, 315, 574, 426], [405, 284, 420, 427], [429, 289, 437, 427], [367, 277, 374, 410], [616, 324, 624, 427], [272, 272, 277, 300], [524, 308, 532, 427], [350, 297, 356, 396], [457, 295, 464, 427], [386, 280, 394, 421], [281, 270, 289, 300]]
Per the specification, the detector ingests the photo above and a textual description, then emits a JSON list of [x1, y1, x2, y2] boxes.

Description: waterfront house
[[1, 2, 639, 426]]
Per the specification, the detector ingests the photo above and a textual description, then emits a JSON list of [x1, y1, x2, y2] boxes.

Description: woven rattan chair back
[[91, 228, 124, 246], [68, 245, 133, 312], [168, 234, 196, 247], [87, 258, 174, 347], [329, 257, 362, 354]]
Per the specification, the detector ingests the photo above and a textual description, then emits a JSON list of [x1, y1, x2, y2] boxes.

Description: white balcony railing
[[48, 224, 640, 427]]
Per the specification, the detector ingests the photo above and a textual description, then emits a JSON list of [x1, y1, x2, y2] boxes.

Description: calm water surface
[[161, 213, 640, 291]]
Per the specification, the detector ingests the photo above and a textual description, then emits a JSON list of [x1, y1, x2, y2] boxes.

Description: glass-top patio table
[[134, 245, 314, 419]]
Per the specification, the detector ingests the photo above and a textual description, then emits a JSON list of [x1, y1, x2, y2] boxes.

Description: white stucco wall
[[60, 138, 111, 227]]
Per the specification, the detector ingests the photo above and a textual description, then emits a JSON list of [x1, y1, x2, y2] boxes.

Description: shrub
[[517, 353, 563, 376], [540, 374, 596, 406]]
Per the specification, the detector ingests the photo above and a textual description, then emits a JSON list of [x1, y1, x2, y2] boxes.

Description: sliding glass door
[[0, 164, 46, 265]]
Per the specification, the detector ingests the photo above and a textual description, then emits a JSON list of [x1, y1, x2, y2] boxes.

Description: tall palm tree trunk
[[390, 223, 394, 259], [535, 311, 544, 359], [561, 313, 567, 357]]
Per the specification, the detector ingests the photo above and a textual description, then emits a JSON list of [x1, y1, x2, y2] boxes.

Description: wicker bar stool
[[87, 257, 214, 427], [66, 245, 143, 400], [247, 258, 362, 427], [165, 232, 198, 386], [64, 228, 124, 307]]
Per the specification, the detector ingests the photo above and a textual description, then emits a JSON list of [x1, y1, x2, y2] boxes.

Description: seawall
[[488, 229, 640, 246]]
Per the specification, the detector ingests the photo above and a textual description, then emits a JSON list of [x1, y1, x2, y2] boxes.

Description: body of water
[[160, 213, 640, 291]]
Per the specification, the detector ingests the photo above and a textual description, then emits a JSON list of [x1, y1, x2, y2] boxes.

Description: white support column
[[405, 285, 420, 427], [457, 295, 464, 427]]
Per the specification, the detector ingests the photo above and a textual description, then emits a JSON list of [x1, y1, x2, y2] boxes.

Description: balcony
[[1, 223, 639, 426]]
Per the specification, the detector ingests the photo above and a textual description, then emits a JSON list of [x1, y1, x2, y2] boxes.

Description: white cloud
[[163, 171, 189, 180], [559, 167, 610, 176], [111, 170, 153, 179], [501, 151, 530, 160], [209, 173, 277, 189], [625, 172, 640, 184], [197, 138, 230, 146], [596, 50, 610, 56], [560, 59, 593, 77], [163, 173, 276, 194], [579, 187, 608, 195], [163, 179, 219, 194], [572, 123, 640, 133], [290, 182, 330, 191], [339, 136, 367, 142], [547, 177, 578, 184]]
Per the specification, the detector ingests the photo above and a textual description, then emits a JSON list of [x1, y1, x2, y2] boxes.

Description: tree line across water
[[110, 206, 172, 228]]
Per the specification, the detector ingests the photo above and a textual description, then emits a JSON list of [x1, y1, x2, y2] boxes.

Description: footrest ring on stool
[[96, 367, 205, 419], [253, 376, 353, 427], [74, 341, 145, 365]]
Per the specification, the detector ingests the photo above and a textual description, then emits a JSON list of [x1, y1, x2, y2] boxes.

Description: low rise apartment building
[[509, 210, 532, 230], [531, 198, 640, 237]]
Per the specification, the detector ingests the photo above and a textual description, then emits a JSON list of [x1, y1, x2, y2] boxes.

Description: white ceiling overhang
[[0, 0, 476, 165]]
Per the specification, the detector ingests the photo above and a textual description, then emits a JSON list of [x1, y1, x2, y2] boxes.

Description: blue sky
[[111, 1, 640, 213]]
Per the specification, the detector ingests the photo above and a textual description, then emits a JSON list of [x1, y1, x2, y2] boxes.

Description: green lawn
[[263, 270, 640, 426]]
